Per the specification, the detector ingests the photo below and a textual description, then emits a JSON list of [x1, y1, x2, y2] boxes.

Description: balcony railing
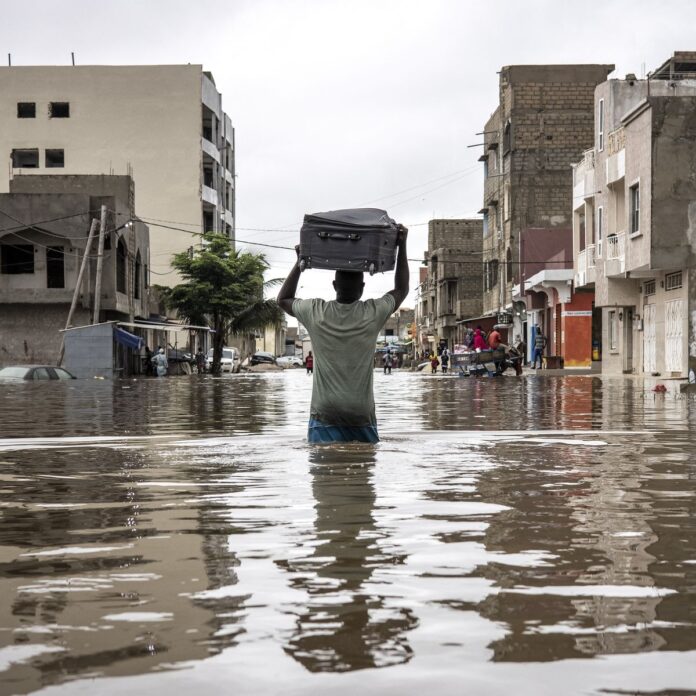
[[586, 244, 596, 268], [606, 232, 625, 260], [578, 249, 587, 273]]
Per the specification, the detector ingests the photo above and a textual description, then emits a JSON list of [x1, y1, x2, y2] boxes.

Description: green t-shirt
[[293, 294, 396, 426]]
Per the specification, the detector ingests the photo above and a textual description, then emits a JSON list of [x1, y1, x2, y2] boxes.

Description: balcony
[[572, 148, 596, 202], [575, 244, 596, 287], [604, 232, 626, 277]]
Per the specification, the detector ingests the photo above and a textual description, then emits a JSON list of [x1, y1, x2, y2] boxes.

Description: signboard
[[561, 310, 592, 317], [497, 312, 513, 325]]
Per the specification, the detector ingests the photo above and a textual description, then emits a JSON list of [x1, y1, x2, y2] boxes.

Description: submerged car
[[206, 347, 240, 373], [250, 351, 276, 366], [276, 355, 303, 368], [0, 365, 76, 381]]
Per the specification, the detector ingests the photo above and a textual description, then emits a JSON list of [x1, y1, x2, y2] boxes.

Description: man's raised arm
[[388, 226, 409, 310], [277, 246, 301, 317]]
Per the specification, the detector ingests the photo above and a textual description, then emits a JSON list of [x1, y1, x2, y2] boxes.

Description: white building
[[0, 64, 235, 286], [572, 52, 696, 379]]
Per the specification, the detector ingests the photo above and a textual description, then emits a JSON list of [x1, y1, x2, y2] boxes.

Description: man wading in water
[[277, 228, 409, 443]]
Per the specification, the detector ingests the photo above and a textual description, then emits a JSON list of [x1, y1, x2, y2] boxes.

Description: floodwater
[[0, 371, 695, 696]]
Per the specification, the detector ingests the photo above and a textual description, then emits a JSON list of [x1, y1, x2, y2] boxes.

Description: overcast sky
[[2, 0, 695, 310]]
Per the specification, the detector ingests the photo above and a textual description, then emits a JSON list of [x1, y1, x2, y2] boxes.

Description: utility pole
[[92, 204, 108, 324], [57, 218, 99, 366]]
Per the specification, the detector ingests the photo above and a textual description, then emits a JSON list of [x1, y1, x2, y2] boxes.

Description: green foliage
[[165, 233, 283, 373]]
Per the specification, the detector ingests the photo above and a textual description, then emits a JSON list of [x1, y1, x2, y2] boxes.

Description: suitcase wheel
[[368, 262, 376, 276], [299, 259, 306, 272]]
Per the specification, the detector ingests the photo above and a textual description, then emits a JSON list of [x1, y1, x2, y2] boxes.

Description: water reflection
[[0, 372, 694, 695], [280, 445, 416, 671]]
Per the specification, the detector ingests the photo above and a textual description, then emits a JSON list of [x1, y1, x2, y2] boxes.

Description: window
[[45, 149, 64, 168], [506, 247, 513, 285], [596, 206, 603, 256], [31, 368, 51, 381], [630, 183, 640, 235], [483, 156, 489, 179], [144, 264, 149, 288], [643, 280, 656, 296], [11, 148, 39, 168], [504, 185, 511, 221], [608, 310, 618, 351], [482, 210, 489, 237], [46, 247, 65, 288], [503, 120, 512, 154], [53, 368, 74, 380], [17, 102, 36, 118], [134, 252, 142, 299], [49, 102, 70, 118], [116, 238, 127, 294], [1, 244, 34, 274], [598, 99, 605, 152], [203, 167, 214, 188], [665, 271, 682, 291], [203, 210, 214, 232], [489, 148, 497, 172]]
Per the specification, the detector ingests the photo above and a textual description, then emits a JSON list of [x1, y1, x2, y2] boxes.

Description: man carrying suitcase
[[277, 227, 409, 443]]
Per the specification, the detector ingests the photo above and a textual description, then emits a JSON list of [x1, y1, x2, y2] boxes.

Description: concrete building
[[419, 219, 484, 352], [0, 64, 235, 285], [479, 64, 614, 357], [572, 52, 696, 378], [0, 175, 151, 367]]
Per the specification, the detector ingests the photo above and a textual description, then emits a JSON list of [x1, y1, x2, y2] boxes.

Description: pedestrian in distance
[[430, 352, 439, 374], [383, 349, 393, 375], [473, 326, 487, 351], [195, 349, 206, 374], [304, 351, 314, 375], [277, 226, 409, 444], [144, 345, 154, 376], [533, 326, 547, 369], [152, 347, 168, 377], [440, 347, 450, 374]]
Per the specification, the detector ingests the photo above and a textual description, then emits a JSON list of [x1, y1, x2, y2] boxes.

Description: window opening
[[49, 102, 70, 118], [46, 247, 65, 288], [1, 244, 34, 274], [134, 252, 142, 299], [17, 102, 36, 118], [116, 238, 127, 294], [598, 99, 605, 151], [609, 310, 618, 350], [11, 149, 39, 168], [665, 271, 682, 291], [630, 183, 640, 234], [643, 280, 656, 296], [45, 149, 65, 168]]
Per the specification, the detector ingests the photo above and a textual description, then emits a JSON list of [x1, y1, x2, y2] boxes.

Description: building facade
[[0, 175, 150, 365], [0, 64, 235, 285], [418, 219, 483, 353], [480, 64, 614, 358], [572, 53, 696, 378]]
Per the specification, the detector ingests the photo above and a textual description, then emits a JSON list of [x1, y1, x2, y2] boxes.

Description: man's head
[[333, 270, 364, 303]]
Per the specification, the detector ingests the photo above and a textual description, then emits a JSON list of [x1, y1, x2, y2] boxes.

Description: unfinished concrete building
[[0, 175, 150, 366], [479, 64, 614, 354], [420, 219, 484, 352], [572, 52, 696, 378]]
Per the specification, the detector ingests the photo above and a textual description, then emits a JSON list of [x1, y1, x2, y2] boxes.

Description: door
[[622, 307, 633, 373], [643, 303, 656, 373], [665, 299, 684, 373], [46, 247, 65, 288]]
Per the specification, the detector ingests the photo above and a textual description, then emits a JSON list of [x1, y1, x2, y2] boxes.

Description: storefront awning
[[114, 327, 144, 351]]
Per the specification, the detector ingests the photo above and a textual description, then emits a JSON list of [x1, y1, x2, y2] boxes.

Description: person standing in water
[[277, 228, 409, 443]]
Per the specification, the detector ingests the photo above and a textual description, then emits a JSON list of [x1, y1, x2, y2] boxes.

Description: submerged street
[[0, 371, 695, 695]]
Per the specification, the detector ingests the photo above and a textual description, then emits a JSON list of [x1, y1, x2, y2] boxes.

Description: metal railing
[[606, 232, 625, 260], [586, 244, 596, 268]]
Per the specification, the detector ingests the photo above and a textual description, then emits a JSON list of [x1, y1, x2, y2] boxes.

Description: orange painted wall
[[561, 292, 594, 367]]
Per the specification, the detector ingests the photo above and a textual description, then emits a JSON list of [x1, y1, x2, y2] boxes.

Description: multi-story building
[[572, 52, 696, 378], [0, 64, 235, 285], [479, 64, 614, 357], [419, 219, 484, 352], [0, 175, 150, 365]]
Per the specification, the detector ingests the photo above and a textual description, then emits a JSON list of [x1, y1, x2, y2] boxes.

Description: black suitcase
[[299, 208, 399, 275]]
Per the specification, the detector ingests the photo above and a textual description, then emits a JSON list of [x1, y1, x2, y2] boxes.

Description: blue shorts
[[307, 418, 379, 444]]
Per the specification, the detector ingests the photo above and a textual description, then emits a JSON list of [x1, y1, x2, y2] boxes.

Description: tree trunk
[[211, 315, 224, 375]]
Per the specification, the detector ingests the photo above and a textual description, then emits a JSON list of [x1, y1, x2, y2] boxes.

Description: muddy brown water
[[0, 371, 694, 695]]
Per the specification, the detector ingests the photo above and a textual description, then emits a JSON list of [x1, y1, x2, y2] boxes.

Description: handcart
[[451, 348, 523, 377]]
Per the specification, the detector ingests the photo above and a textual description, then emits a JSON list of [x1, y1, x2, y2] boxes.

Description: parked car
[[206, 347, 240, 373], [276, 355, 304, 368], [0, 365, 76, 381], [250, 351, 276, 366]]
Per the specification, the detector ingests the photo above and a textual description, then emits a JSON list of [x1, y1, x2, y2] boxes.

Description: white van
[[206, 347, 240, 373]]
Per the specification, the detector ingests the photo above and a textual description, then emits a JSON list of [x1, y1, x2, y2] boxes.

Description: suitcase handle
[[317, 231, 361, 241]]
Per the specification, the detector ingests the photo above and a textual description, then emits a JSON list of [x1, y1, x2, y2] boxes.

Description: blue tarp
[[114, 327, 144, 351]]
